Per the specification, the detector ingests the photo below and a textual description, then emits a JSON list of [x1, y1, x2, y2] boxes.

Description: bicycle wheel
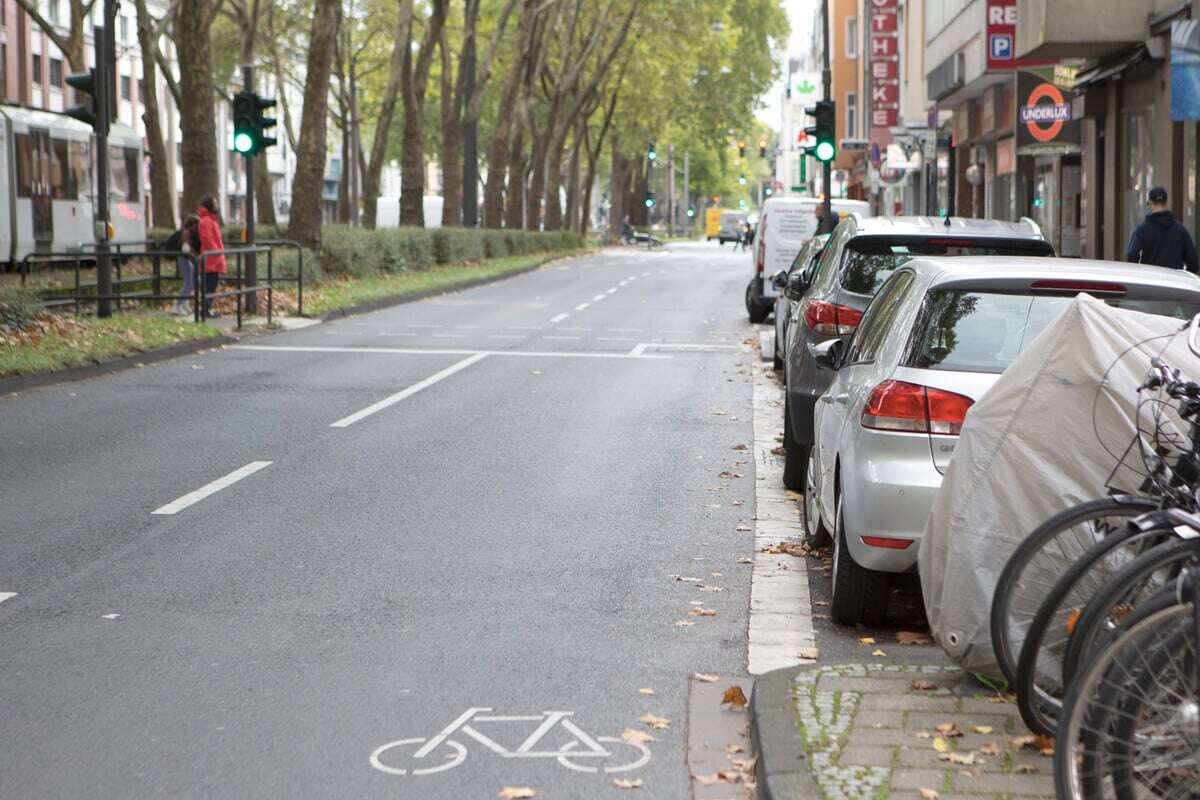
[[1055, 598, 1200, 800], [1063, 537, 1200, 686], [1014, 525, 1172, 737], [990, 495, 1157, 686]]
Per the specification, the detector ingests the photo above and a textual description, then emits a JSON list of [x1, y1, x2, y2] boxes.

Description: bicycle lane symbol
[[369, 707, 652, 776]]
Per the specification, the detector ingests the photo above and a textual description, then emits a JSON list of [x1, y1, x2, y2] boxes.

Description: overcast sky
[[757, 0, 819, 129]]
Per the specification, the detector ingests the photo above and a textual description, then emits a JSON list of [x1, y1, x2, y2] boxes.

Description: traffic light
[[254, 93, 278, 152], [686, 206, 696, 218], [233, 91, 278, 156], [737, 139, 746, 158], [738, 174, 747, 186], [805, 100, 836, 163], [644, 192, 655, 208], [65, 68, 103, 130], [647, 142, 657, 162], [758, 138, 767, 158], [765, 187, 773, 197]]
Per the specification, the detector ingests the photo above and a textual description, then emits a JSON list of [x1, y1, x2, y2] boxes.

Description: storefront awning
[[1073, 44, 1150, 88]]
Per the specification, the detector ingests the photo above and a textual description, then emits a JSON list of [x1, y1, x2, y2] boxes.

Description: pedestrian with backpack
[[1127, 187, 1200, 273], [196, 196, 228, 318], [166, 215, 201, 316]]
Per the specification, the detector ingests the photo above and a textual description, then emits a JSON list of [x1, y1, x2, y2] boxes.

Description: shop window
[[1122, 109, 1154, 251], [1186, 122, 1197, 240]]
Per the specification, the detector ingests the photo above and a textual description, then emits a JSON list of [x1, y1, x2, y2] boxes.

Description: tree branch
[[11, 0, 72, 57]]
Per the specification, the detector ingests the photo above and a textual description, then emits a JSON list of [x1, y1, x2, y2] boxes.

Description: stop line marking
[[152, 461, 274, 515], [330, 353, 489, 428]]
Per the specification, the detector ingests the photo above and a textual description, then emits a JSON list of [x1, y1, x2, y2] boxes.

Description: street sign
[[840, 139, 869, 151]]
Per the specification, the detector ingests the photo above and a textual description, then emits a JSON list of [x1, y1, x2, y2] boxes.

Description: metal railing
[[255, 238, 305, 316], [196, 245, 274, 327]]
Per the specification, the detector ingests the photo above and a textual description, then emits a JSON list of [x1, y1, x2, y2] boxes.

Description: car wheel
[[782, 396, 808, 491], [802, 455, 832, 549], [772, 341, 783, 371], [830, 492, 891, 626], [746, 283, 769, 324]]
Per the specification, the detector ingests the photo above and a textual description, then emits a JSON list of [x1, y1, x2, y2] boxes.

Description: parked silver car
[[770, 234, 830, 370], [805, 257, 1200, 625], [781, 215, 1054, 493]]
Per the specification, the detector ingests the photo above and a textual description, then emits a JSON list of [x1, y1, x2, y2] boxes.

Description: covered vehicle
[[919, 290, 1200, 676]]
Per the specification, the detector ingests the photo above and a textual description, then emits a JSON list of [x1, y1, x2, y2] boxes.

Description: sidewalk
[[751, 661, 1056, 800]]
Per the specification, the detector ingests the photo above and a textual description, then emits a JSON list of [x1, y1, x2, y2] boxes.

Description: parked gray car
[[805, 257, 1200, 624], [770, 234, 830, 370], [780, 215, 1055, 492]]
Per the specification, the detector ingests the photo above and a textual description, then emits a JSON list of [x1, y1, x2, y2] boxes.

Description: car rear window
[[839, 237, 1054, 295], [906, 290, 1200, 374]]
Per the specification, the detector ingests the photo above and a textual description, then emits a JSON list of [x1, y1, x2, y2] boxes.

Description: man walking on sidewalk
[[1127, 187, 1199, 273]]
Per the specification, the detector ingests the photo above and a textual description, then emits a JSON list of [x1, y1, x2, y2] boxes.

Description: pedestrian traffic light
[[647, 142, 657, 162], [738, 174, 747, 185], [65, 68, 103, 129], [644, 193, 655, 208], [233, 91, 256, 154], [686, 206, 696, 218], [758, 138, 767, 158], [737, 139, 746, 158], [805, 100, 836, 163]]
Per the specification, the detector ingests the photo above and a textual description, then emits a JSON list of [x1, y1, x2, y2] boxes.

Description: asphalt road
[[0, 241, 772, 798]]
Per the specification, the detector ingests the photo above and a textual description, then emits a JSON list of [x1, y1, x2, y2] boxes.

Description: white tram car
[[0, 104, 146, 269]]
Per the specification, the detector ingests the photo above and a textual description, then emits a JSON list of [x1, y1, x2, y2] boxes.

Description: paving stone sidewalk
[[752, 662, 1056, 800]]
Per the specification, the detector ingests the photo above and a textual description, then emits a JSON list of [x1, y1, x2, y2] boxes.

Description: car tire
[[746, 283, 769, 324], [772, 344, 783, 371], [801, 454, 832, 549], [782, 396, 808, 491], [830, 493, 890, 626]]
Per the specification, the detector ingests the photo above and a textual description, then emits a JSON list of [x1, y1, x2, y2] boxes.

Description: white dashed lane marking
[[152, 461, 274, 515], [550, 313, 569, 323], [574, 302, 590, 312], [592, 294, 606, 302], [329, 353, 489, 428], [542, 336, 580, 341], [0, 592, 17, 605]]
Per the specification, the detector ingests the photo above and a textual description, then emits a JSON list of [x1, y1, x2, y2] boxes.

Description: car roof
[[764, 196, 870, 209], [848, 215, 1043, 239], [901, 256, 1200, 293]]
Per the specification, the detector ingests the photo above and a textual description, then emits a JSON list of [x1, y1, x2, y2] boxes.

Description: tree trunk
[[337, 109, 351, 223], [286, 0, 341, 247], [609, 133, 628, 241], [564, 121, 583, 233], [134, 0, 175, 229], [398, 0, 450, 227], [439, 31, 464, 227], [177, 0, 220, 217], [361, 0, 412, 230], [255, 159, 276, 226], [482, 0, 532, 228], [631, 161, 648, 227], [541, 123, 572, 230], [503, 125, 526, 230]]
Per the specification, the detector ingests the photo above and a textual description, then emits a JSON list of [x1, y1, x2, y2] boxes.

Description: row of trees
[[17, 0, 787, 246]]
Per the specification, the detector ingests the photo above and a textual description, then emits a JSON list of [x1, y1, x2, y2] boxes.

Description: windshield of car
[[839, 237, 1054, 295], [907, 290, 1200, 373]]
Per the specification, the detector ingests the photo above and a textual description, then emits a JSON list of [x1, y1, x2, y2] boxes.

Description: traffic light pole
[[95, 5, 113, 318], [820, 0, 832, 223], [242, 64, 257, 315]]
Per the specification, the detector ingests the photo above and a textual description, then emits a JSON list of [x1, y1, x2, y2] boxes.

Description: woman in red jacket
[[196, 196, 228, 318]]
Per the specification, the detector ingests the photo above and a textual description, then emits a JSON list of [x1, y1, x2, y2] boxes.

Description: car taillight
[[861, 536, 914, 549], [756, 233, 766, 273], [861, 380, 973, 435], [801, 299, 863, 335]]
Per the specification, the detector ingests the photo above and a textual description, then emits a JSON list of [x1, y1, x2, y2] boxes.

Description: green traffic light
[[815, 140, 835, 162], [738, 175, 746, 185], [686, 207, 695, 217], [234, 131, 255, 154], [644, 197, 654, 208]]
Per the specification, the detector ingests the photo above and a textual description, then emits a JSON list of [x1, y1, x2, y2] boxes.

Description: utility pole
[[242, 64, 258, 314], [95, 0, 115, 318], [667, 145, 675, 237], [462, 27, 479, 228], [820, 0, 832, 222], [682, 151, 690, 233]]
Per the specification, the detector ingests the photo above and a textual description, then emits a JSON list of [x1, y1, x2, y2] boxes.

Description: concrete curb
[[751, 666, 821, 800], [0, 332, 239, 395], [317, 250, 596, 322]]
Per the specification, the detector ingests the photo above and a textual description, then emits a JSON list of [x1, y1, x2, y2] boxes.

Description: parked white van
[[745, 196, 871, 322]]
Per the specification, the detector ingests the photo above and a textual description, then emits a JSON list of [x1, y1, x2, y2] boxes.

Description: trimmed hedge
[[147, 225, 587, 280]]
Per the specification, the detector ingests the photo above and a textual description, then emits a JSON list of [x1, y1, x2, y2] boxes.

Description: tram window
[[15, 133, 33, 197], [108, 145, 140, 203], [69, 141, 91, 199], [49, 138, 76, 199]]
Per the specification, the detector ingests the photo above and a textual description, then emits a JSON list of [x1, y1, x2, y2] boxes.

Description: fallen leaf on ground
[[737, 557, 754, 564], [640, 713, 671, 730], [694, 672, 719, 683], [871, 649, 887, 656], [725, 744, 745, 755], [935, 722, 964, 737], [980, 742, 1000, 756], [919, 789, 939, 800], [915, 730, 931, 739], [674, 620, 695, 627], [1012, 734, 1054, 752], [639, 688, 655, 695], [771, 446, 786, 456], [911, 680, 939, 691], [932, 737, 950, 753], [675, 576, 703, 583], [732, 444, 748, 450], [961, 768, 981, 777], [939, 751, 976, 765], [762, 541, 816, 557], [498, 788, 536, 799], [896, 630, 932, 645], [613, 778, 643, 789], [1066, 606, 1082, 635], [689, 607, 717, 617], [798, 647, 820, 659], [1015, 763, 1039, 774], [971, 725, 993, 734], [730, 756, 757, 771], [713, 410, 728, 416], [858, 636, 877, 645], [694, 771, 741, 785], [813, 600, 829, 606], [622, 728, 656, 744], [721, 686, 749, 709], [735, 525, 752, 532], [711, 572, 723, 577]]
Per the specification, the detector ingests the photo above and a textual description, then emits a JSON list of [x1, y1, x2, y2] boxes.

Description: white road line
[[487, 334, 526, 340], [406, 324, 440, 328], [574, 302, 590, 312], [550, 313, 569, 323], [608, 327, 641, 333], [618, 280, 629, 287], [591, 294, 606, 302], [542, 335, 580, 340], [660, 329, 693, 334], [232, 345, 672, 360], [626, 276, 638, 281], [453, 325, 479, 329], [606, 287, 618, 294], [640, 271, 651, 277], [330, 353, 488, 428], [431, 333, 467, 339], [597, 337, 634, 342], [0, 592, 16, 605], [631, 342, 740, 353], [379, 332, 418, 337], [629, 343, 648, 356], [152, 461, 274, 515], [508, 326, 542, 330]]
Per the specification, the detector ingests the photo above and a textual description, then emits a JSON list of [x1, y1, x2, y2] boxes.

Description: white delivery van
[[745, 196, 871, 322]]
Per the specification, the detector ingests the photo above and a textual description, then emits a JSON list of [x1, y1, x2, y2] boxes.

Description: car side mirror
[[785, 272, 809, 299], [770, 269, 788, 290], [810, 338, 845, 371]]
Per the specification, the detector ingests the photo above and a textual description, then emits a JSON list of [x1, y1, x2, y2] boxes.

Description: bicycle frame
[[414, 707, 611, 761]]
